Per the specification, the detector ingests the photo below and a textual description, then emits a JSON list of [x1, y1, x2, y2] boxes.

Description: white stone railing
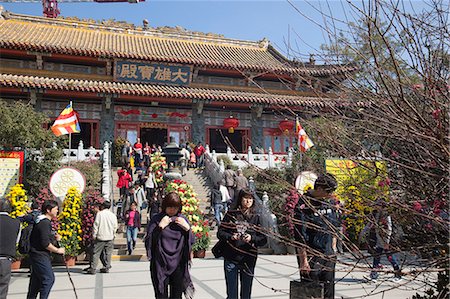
[[203, 144, 293, 186], [207, 145, 293, 170], [61, 141, 104, 163], [204, 145, 226, 185], [60, 141, 112, 201]]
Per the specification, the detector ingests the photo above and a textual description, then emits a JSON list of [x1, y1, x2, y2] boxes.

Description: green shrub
[[217, 155, 238, 171], [70, 160, 102, 189], [26, 147, 63, 197]]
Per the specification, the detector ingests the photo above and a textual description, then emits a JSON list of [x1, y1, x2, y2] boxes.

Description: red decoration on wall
[[120, 109, 141, 116], [278, 119, 294, 135], [151, 113, 158, 118], [223, 116, 240, 133], [166, 112, 188, 118]]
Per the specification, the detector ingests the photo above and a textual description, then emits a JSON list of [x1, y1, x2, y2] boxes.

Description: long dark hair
[[231, 188, 256, 213]]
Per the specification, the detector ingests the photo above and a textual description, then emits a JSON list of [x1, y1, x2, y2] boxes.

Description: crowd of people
[[0, 137, 411, 299], [116, 139, 207, 227]]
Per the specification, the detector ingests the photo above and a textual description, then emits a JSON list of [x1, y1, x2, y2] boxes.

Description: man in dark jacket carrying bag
[[294, 173, 339, 299], [0, 198, 21, 299]]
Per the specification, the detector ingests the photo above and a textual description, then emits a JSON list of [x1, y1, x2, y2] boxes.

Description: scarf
[[145, 212, 195, 298]]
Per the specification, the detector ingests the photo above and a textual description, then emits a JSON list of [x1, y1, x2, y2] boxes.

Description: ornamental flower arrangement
[[7, 184, 29, 218], [81, 188, 103, 250], [165, 179, 210, 252], [58, 187, 83, 257], [151, 152, 167, 184]]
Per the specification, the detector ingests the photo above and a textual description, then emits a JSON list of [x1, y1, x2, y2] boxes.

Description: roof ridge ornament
[[258, 38, 269, 49]]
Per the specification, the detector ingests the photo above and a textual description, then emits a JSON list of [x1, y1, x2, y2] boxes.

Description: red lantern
[[223, 116, 240, 133], [278, 119, 294, 135]]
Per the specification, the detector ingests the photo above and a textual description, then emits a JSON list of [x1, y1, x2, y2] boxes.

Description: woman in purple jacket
[[145, 192, 195, 299], [125, 202, 141, 255]]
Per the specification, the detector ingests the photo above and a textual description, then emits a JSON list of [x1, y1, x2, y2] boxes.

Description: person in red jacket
[[193, 142, 206, 168], [116, 167, 132, 202]]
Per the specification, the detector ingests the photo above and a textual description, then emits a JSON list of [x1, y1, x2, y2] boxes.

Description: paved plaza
[[8, 254, 430, 299]]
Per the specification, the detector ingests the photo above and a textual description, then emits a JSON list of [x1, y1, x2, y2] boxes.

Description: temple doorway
[[208, 128, 247, 153], [140, 128, 167, 147]]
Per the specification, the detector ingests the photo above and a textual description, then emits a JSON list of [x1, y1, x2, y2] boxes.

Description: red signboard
[[0, 151, 25, 197]]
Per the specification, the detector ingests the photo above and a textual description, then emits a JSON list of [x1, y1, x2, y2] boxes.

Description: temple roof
[[0, 73, 364, 107], [0, 11, 355, 76]]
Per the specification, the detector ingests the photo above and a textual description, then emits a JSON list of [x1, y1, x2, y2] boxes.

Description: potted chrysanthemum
[[58, 187, 83, 266], [6, 184, 30, 268]]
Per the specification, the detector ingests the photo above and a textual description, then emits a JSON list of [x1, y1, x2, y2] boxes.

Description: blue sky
[[1, 1, 427, 62]]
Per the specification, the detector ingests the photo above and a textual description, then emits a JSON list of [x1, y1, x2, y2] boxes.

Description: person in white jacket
[[87, 201, 118, 275]]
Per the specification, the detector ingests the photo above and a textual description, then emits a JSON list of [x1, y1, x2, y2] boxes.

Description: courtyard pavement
[[8, 254, 431, 299]]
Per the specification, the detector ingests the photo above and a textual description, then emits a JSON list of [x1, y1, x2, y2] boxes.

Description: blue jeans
[[27, 256, 55, 299], [214, 203, 226, 225], [224, 259, 255, 299], [127, 226, 138, 254], [370, 247, 400, 279]]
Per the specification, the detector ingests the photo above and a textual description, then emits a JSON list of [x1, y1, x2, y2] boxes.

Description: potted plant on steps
[[165, 179, 211, 258], [192, 222, 210, 258], [58, 187, 83, 267]]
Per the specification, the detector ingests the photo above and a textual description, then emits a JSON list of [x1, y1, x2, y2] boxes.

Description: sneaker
[[84, 269, 96, 275], [82, 267, 93, 272], [100, 268, 110, 273], [392, 276, 402, 283], [363, 275, 377, 283]]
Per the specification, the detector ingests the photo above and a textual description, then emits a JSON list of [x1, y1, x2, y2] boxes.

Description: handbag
[[211, 239, 226, 258], [289, 279, 324, 299]]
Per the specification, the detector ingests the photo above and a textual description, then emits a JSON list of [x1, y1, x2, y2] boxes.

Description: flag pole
[[296, 116, 302, 170], [68, 101, 72, 166]]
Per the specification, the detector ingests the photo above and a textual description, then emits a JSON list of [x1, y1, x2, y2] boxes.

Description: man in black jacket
[[294, 173, 339, 299], [0, 197, 21, 299]]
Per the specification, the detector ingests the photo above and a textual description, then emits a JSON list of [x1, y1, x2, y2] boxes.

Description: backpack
[[210, 189, 223, 205], [18, 224, 34, 254]]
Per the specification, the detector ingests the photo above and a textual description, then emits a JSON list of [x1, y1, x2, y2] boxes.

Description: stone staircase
[[110, 168, 147, 261], [110, 167, 217, 260]]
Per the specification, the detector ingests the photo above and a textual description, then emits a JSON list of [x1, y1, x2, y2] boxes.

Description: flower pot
[[11, 260, 21, 270], [64, 256, 76, 267], [193, 249, 206, 258]]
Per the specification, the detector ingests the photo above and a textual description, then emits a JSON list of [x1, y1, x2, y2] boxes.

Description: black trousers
[[0, 259, 12, 299], [151, 262, 184, 299], [301, 256, 336, 299]]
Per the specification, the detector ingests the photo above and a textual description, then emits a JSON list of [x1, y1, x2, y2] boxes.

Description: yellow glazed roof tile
[[0, 12, 356, 76]]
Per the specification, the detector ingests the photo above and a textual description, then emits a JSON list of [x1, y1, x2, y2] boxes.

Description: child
[[189, 151, 196, 169], [124, 202, 141, 255]]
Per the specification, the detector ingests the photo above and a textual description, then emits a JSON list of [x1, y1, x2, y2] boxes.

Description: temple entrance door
[[208, 128, 247, 153], [140, 128, 167, 147]]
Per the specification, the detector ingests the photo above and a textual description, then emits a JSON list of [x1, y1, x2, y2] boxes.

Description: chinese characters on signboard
[[115, 60, 191, 86], [0, 151, 24, 197]]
